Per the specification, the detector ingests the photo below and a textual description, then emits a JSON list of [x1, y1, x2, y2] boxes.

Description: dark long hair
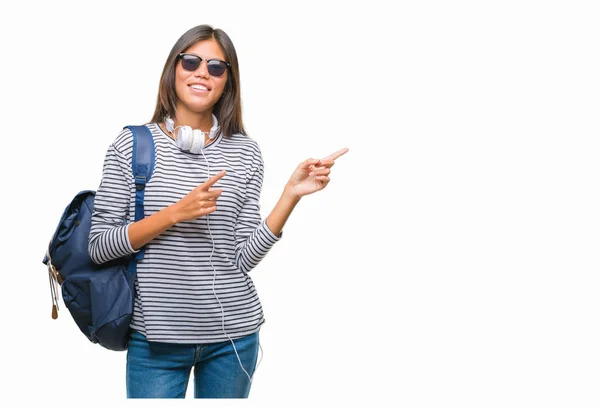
[[150, 25, 246, 138]]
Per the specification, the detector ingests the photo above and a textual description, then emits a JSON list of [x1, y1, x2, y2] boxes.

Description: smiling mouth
[[190, 84, 208, 91]]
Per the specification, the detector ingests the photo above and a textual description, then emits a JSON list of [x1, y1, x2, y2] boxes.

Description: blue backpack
[[43, 125, 155, 351]]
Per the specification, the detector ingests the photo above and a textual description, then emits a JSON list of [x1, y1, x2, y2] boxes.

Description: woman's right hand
[[169, 170, 227, 223], [129, 170, 227, 250]]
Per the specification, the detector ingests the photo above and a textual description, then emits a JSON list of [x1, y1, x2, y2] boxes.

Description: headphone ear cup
[[177, 126, 193, 151], [189, 130, 205, 154]]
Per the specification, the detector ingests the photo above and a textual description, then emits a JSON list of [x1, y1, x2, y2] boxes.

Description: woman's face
[[175, 39, 228, 117]]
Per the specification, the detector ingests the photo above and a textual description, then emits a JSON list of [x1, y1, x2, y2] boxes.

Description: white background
[[0, 0, 599, 405]]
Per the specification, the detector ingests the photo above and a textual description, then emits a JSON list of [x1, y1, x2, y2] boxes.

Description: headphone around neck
[[165, 115, 219, 154], [165, 112, 256, 384]]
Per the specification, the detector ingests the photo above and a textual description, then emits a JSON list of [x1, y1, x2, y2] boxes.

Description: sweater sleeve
[[234, 152, 281, 274], [88, 132, 138, 264]]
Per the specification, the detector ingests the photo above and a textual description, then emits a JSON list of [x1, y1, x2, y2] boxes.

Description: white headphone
[[166, 112, 258, 383], [165, 114, 219, 153]]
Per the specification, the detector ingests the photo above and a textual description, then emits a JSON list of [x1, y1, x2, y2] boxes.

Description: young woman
[[88, 24, 348, 398]]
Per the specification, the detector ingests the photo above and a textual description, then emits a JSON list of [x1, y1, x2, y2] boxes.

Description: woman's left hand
[[285, 147, 349, 198]]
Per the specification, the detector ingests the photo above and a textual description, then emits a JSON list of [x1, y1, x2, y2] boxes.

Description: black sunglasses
[[178, 53, 230, 77]]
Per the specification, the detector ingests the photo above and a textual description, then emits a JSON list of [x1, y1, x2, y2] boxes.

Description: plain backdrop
[[1, 0, 599, 405]]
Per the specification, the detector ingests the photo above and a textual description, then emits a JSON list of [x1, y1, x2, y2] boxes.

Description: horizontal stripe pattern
[[89, 123, 280, 343]]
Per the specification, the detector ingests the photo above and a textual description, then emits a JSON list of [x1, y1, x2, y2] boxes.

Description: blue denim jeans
[[126, 330, 260, 398]]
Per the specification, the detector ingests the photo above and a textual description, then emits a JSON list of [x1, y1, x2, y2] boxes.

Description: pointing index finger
[[199, 170, 226, 190], [322, 147, 349, 161]]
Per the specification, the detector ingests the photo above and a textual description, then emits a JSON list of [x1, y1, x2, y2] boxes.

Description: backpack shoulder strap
[[124, 125, 155, 273]]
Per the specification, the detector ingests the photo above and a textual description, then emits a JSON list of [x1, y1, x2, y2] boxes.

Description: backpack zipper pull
[[47, 263, 60, 319]]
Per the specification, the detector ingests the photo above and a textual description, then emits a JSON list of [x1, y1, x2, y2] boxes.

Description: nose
[[194, 59, 209, 79]]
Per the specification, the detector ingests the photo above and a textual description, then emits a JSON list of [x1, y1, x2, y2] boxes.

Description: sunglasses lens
[[207, 60, 227, 77], [181, 55, 201, 71]]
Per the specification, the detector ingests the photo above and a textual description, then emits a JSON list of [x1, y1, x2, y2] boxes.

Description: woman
[[88, 24, 348, 398]]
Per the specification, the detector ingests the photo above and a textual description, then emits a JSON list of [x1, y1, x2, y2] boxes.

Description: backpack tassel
[[46, 248, 62, 320]]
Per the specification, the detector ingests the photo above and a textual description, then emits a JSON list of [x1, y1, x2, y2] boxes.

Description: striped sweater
[[88, 122, 280, 344]]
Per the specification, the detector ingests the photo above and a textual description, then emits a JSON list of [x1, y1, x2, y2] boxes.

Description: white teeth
[[191, 84, 208, 91]]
